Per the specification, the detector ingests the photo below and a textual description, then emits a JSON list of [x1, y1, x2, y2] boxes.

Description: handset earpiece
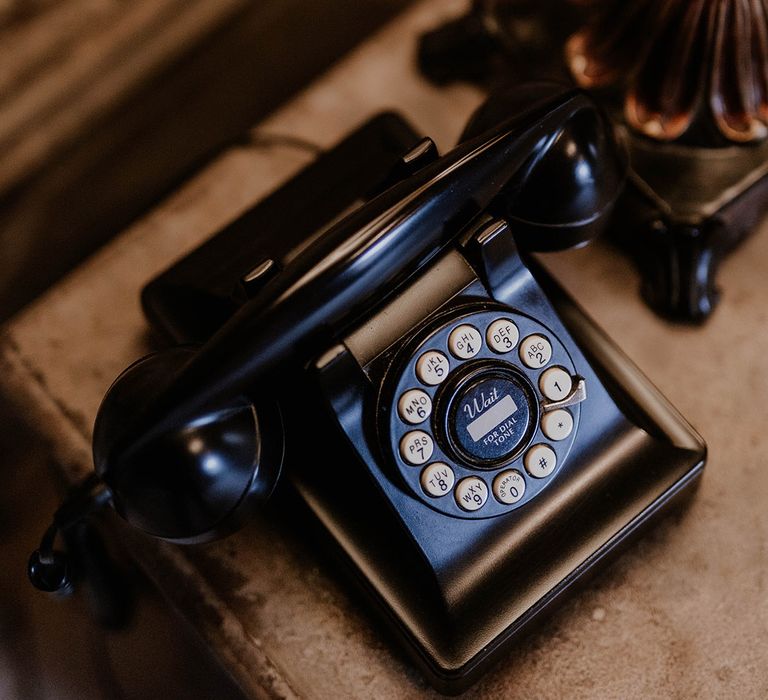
[[461, 82, 626, 251], [92, 347, 283, 543]]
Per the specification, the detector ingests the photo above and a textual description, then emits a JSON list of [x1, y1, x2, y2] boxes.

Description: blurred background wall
[[0, 0, 411, 320]]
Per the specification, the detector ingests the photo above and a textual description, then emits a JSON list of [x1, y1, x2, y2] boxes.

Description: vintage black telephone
[[30, 84, 706, 693]]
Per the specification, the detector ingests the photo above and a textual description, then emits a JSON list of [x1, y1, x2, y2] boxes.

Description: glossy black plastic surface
[[119, 85, 623, 458], [93, 347, 283, 543], [138, 112, 705, 693]]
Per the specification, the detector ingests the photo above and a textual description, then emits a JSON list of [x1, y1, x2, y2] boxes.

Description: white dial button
[[519, 334, 553, 369], [524, 444, 557, 478], [448, 324, 482, 359], [416, 350, 450, 386], [420, 462, 455, 498], [539, 366, 573, 401], [397, 389, 432, 425], [399, 431, 433, 465], [486, 318, 519, 354], [541, 409, 573, 441], [493, 470, 526, 505], [454, 477, 489, 511]]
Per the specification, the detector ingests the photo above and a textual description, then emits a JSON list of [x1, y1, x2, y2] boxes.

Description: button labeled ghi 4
[[448, 324, 482, 359]]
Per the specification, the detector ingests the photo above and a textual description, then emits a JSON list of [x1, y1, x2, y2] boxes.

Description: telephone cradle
[[31, 86, 706, 694]]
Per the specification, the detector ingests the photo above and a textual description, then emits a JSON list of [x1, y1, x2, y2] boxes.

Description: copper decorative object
[[567, 0, 768, 144], [418, 0, 768, 322]]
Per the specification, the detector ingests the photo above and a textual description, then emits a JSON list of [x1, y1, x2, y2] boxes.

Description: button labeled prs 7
[[454, 477, 488, 511], [398, 389, 432, 424], [448, 324, 482, 359], [400, 430, 434, 465], [416, 350, 450, 386], [486, 318, 519, 354], [519, 334, 552, 368]]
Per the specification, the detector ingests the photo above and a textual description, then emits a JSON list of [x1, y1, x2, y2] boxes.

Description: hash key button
[[399, 430, 434, 465], [524, 444, 556, 478], [454, 476, 489, 511]]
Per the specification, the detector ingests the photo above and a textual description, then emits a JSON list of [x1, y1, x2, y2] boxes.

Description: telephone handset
[[92, 83, 622, 540], [31, 84, 706, 693]]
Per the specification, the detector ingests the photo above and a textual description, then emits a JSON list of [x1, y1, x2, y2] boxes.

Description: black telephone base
[[143, 113, 705, 694]]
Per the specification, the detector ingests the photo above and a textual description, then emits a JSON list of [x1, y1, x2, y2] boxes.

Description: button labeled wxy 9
[[454, 477, 488, 511]]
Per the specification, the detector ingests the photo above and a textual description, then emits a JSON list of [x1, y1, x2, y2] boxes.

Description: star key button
[[541, 409, 573, 441]]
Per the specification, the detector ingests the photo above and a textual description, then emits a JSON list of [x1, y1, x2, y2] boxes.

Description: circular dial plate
[[382, 306, 583, 519]]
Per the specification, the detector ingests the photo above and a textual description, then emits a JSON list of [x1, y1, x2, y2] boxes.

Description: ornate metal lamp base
[[612, 134, 768, 322], [418, 1, 768, 323]]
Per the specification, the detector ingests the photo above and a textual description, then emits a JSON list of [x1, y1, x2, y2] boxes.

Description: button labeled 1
[[539, 366, 572, 401], [486, 318, 519, 354], [448, 324, 482, 359], [454, 476, 488, 511]]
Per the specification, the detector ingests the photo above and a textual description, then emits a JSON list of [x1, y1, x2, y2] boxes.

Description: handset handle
[[102, 86, 623, 469]]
